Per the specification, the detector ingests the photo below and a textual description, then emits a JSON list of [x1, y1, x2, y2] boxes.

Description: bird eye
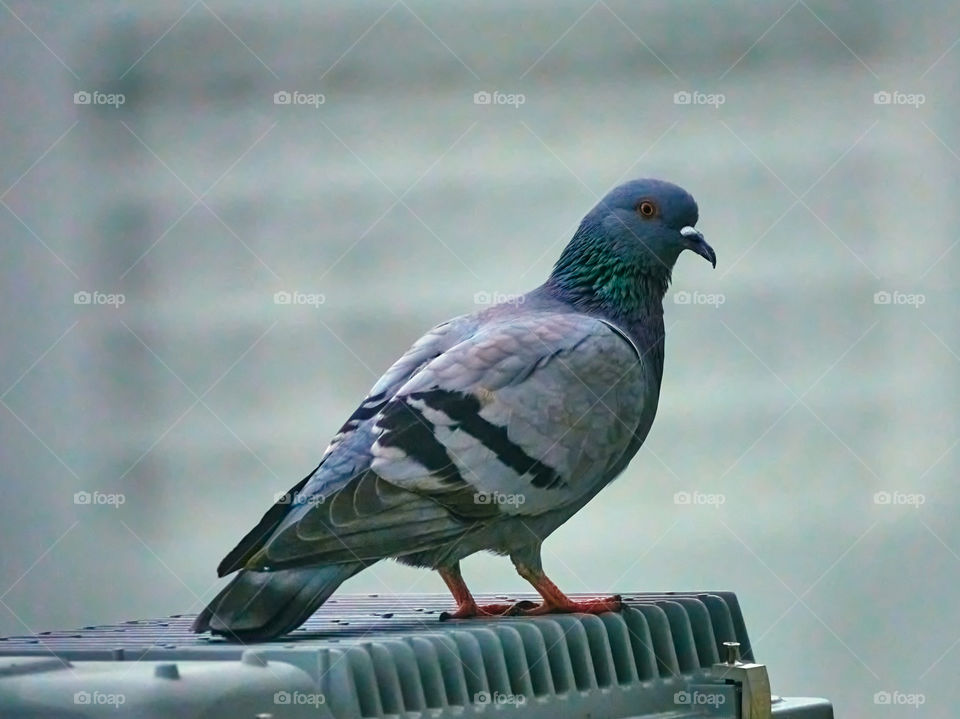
[[637, 200, 657, 218]]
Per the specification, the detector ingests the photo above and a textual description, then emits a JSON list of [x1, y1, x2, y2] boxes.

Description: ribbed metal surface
[[0, 591, 751, 668], [0, 592, 835, 719]]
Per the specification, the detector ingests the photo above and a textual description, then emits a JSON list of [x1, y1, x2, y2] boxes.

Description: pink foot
[[513, 594, 623, 616], [438, 601, 518, 621]]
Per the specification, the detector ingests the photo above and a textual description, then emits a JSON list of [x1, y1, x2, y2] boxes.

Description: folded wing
[[236, 312, 647, 571]]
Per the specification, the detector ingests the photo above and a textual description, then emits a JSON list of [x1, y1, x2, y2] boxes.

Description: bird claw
[[439, 601, 517, 621], [511, 594, 623, 616], [439, 595, 623, 620], [504, 600, 539, 615]]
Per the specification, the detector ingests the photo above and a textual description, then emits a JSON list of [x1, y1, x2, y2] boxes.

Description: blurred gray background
[[1, 0, 958, 715]]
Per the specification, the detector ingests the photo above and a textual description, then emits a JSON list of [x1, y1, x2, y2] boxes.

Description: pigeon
[[192, 178, 715, 641]]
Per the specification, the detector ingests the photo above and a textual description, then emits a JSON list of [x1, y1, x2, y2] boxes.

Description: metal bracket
[[708, 641, 772, 719]]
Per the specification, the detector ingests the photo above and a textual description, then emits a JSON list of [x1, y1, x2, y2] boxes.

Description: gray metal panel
[[0, 592, 832, 719]]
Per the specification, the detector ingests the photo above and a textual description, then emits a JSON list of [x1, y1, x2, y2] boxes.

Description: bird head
[[582, 178, 715, 271], [548, 178, 715, 315]]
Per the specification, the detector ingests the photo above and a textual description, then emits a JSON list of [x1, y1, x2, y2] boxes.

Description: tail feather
[[217, 471, 314, 577], [192, 562, 366, 641]]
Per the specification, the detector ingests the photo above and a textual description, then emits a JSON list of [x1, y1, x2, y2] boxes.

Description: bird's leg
[[437, 563, 515, 620], [509, 549, 622, 616]]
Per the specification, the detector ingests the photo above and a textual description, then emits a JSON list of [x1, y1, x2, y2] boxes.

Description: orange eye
[[637, 200, 657, 218]]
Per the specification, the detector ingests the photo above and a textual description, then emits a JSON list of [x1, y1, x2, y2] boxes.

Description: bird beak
[[680, 226, 716, 268]]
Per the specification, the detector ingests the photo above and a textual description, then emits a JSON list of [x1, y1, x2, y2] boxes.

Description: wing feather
[[242, 311, 649, 570]]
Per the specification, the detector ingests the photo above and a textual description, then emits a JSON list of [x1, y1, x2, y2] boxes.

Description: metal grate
[[0, 592, 835, 719], [0, 591, 753, 666]]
